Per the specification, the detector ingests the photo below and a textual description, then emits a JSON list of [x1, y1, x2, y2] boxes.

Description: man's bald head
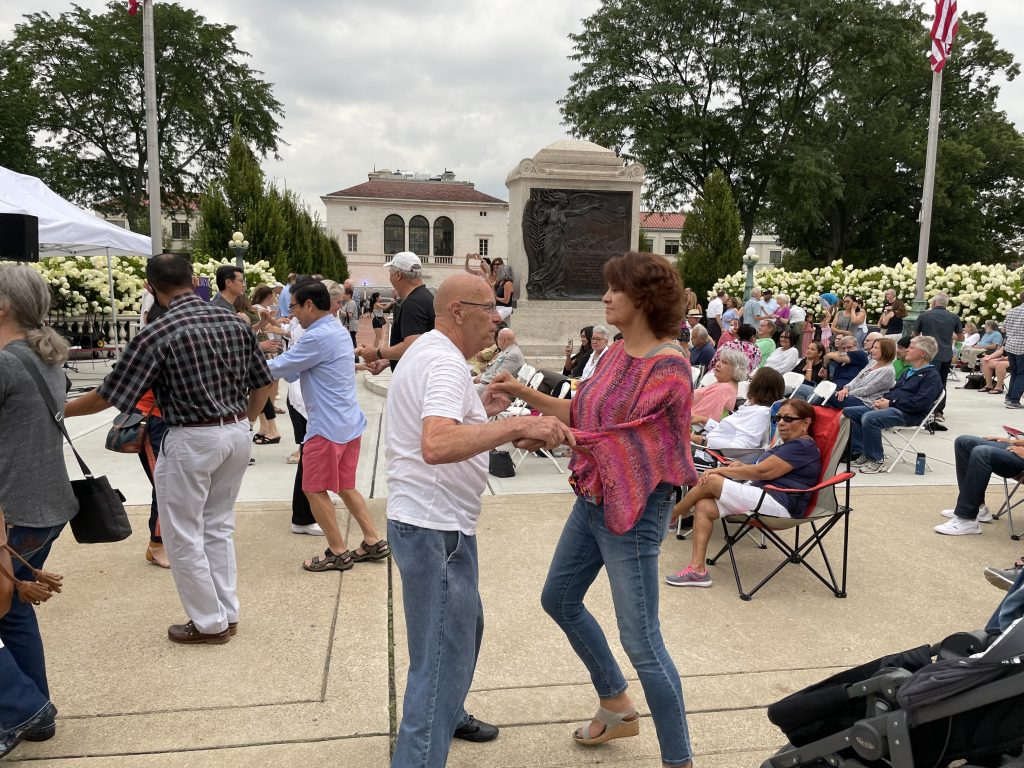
[[434, 273, 492, 316], [497, 328, 515, 348]]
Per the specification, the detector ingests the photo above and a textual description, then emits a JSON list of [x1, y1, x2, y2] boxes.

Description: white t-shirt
[[789, 305, 806, 324], [707, 297, 724, 321], [385, 330, 488, 535]]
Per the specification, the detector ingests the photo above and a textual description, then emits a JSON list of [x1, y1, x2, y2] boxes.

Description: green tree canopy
[[676, 169, 742, 303], [4, 1, 283, 230], [562, 0, 1024, 266]]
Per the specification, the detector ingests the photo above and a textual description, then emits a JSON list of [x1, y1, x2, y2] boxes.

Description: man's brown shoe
[[167, 620, 231, 645], [228, 622, 237, 636]]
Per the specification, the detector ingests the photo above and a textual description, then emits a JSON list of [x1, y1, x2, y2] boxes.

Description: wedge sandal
[[573, 706, 640, 746], [302, 548, 354, 572], [351, 539, 390, 562]]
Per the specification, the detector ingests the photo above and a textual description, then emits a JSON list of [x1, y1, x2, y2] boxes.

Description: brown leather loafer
[[167, 620, 231, 645], [228, 622, 237, 637]]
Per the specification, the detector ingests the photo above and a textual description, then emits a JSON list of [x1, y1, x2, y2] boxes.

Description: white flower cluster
[[31, 255, 278, 318], [711, 258, 1024, 325]]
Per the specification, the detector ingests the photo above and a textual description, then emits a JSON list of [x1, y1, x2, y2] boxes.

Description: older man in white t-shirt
[[385, 273, 572, 768]]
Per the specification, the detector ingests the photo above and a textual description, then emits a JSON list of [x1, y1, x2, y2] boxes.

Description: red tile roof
[[640, 211, 686, 230], [325, 180, 506, 205]]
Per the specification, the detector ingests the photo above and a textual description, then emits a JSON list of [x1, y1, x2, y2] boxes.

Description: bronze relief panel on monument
[[522, 189, 631, 300]]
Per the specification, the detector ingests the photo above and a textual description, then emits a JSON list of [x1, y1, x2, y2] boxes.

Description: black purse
[[11, 349, 131, 544], [488, 449, 516, 478], [104, 409, 149, 453]]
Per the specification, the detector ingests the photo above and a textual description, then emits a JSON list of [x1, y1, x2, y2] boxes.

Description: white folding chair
[[498, 370, 544, 419], [698, 371, 717, 389], [736, 380, 750, 400], [782, 372, 805, 397], [881, 393, 949, 473], [691, 366, 703, 386], [806, 380, 836, 405], [507, 371, 565, 474]]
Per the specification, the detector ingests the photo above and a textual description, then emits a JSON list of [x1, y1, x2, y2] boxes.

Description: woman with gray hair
[[0, 264, 75, 755], [692, 346, 746, 422]]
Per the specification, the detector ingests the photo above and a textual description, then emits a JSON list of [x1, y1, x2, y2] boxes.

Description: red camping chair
[[705, 406, 855, 600]]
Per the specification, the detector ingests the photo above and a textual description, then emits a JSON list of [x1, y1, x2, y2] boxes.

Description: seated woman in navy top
[[664, 399, 822, 588]]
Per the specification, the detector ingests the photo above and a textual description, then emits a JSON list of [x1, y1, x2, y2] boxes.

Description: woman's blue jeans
[[0, 523, 64, 731], [541, 484, 692, 767], [389, 520, 482, 768]]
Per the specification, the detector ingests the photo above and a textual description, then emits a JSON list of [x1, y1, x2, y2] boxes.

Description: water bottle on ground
[[915, 453, 926, 475]]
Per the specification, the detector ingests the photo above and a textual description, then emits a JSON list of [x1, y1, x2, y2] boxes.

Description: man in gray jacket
[[475, 328, 525, 391]]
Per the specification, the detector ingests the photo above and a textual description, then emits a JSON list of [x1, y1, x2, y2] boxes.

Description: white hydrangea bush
[[712, 258, 1024, 325], [32, 255, 277, 318]]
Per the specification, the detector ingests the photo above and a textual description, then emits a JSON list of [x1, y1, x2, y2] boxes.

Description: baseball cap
[[389, 251, 422, 273]]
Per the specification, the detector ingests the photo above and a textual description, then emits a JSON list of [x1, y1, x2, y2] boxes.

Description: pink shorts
[[301, 435, 361, 493]]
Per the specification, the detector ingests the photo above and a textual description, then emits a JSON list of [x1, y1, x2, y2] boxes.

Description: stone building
[[321, 170, 509, 288]]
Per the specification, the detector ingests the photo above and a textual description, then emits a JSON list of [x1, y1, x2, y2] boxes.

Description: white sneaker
[[291, 523, 325, 536], [940, 505, 992, 523], [934, 517, 982, 536]]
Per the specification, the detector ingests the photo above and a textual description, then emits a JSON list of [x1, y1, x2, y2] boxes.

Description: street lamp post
[[228, 231, 249, 272], [742, 247, 758, 302]]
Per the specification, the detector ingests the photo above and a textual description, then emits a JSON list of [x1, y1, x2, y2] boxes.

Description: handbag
[[963, 373, 984, 390], [105, 409, 149, 453], [0, 506, 63, 607], [488, 449, 516, 478], [10, 348, 131, 544]]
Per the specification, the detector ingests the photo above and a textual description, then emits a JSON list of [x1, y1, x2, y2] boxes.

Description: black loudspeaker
[[0, 213, 40, 262]]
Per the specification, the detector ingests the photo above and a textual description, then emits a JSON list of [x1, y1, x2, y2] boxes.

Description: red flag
[[929, 0, 959, 73], [127, 0, 139, 15]]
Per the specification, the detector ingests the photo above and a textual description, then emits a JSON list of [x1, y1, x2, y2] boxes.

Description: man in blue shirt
[[277, 272, 297, 322], [845, 335, 944, 474], [267, 280, 388, 571]]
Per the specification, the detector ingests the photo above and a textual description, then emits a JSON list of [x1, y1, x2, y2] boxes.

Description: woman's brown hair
[[603, 252, 684, 338]]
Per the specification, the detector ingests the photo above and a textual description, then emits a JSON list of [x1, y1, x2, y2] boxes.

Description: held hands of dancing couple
[[486, 370, 577, 453]]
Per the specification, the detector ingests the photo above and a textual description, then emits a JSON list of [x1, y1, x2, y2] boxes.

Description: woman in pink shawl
[[489, 253, 697, 768], [692, 346, 747, 422]]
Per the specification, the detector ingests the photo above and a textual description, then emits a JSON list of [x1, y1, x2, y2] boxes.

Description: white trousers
[[155, 420, 250, 634]]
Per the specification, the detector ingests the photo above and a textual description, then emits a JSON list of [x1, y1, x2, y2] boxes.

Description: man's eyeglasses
[[458, 300, 497, 313], [772, 414, 808, 424], [288, 302, 299, 310]]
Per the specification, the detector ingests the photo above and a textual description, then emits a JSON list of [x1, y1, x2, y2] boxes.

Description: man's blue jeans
[[541, 484, 692, 767], [951, 436, 1024, 520], [987, 566, 1024, 633], [844, 406, 910, 461], [0, 523, 64, 731], [389, 520, 482, 768], [1008, 351, 1024, 405]]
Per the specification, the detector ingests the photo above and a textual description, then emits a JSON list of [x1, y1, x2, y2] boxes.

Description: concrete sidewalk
[[7, 483, 1022, 767], [8, 365, 1023, 766]]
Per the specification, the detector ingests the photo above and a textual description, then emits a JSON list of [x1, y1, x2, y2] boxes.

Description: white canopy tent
[[0, 165, 153, 346]]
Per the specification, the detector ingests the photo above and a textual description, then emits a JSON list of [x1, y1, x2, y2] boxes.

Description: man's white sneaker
[[291, 523, 325, 536], [940, 505, 992, 523], [858, 459, 886, 474], [934, 517, 982, 536]]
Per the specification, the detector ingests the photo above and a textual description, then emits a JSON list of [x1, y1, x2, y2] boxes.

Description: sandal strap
[[594, 706, 637, 727]]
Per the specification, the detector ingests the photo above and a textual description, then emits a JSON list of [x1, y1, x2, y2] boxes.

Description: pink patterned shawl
[[569, 341, 698, 534]]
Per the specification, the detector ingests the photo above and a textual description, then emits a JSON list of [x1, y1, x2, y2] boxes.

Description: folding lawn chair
[[881, 392, 948, 473], [505, 370, 565, 474], [806, 380, 836, 405], [705, 406, 855, 600], [991, 425, 1022, 541], [782, 371, 805, 397]]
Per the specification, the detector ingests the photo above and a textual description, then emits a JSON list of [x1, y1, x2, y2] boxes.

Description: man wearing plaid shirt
[[1004, 290, 1024, 409], [66, 254, 274, 645]]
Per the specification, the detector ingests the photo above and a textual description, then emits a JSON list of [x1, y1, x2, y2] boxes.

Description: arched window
[[433, 216, 454, 257], [383, 214, 405, 256], [409, 215, 430, 257]]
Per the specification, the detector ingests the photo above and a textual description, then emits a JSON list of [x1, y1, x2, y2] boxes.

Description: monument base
[[509, 298, 618, 369]]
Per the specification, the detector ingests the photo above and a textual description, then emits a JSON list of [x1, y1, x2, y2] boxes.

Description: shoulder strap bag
[[9, 348, 131, 544], [0, 505, 63, 608]]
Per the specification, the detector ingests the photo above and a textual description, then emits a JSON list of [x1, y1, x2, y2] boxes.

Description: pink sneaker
[[665, 565, 712, 588]]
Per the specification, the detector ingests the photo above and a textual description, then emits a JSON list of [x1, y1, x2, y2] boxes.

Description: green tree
[[5, 1, 283, 229], [194, 182, 234, 261], [0, 46, 41, 175], [562, 0, 919, 246], [676, 169, 742, 304], [765, 11, 1024, 266]]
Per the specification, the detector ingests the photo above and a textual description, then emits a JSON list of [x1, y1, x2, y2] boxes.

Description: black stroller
[[761, 618, 1024, 767]]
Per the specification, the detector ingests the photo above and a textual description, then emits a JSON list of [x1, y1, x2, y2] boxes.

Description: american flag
[[127, 0, 139, 15], [929, 0, 959, 73]]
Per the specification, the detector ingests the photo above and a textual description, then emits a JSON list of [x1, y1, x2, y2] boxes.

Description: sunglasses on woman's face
[[772, 414, 806, 424]]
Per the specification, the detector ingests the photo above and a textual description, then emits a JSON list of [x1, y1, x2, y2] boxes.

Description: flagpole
[[912, 69, 943, 320], [143, 0, 162, 256]]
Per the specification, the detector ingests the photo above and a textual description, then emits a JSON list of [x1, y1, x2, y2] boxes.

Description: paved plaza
[[6, 362, 1023, 767]]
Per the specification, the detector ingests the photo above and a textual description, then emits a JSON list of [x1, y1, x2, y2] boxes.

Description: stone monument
[[506, 140, 645, 302], [504, 141, 645, 354]]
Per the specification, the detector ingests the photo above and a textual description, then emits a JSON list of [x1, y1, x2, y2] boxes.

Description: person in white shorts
[[665, 399, 822, 588]]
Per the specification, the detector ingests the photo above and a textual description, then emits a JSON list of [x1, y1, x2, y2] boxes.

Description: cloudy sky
[[2, 0, 1023, 215]]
